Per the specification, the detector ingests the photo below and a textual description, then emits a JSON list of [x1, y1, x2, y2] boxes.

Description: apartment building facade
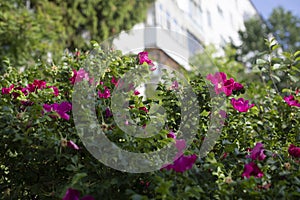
[[114, 0, 259, 70]]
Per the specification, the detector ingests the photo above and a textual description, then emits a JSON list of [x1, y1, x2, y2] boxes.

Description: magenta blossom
[[43, 101, 72, 120], [206, 72, 227, 94], [105, 107, 113, 118], [67, 140, 80, 150], [63, 188, 80, 200], [219, 110, 227, 118], [165, 138, 187, 166], [162, 154, 197, 173], [171, 81, 179, 90], [167, 131, 176, 139], [134, 90, 140, 95], [1, 84, 14, 95], [175, 139, 186, 154], [233, 82, 244, 91], [53, 102, 72, 120], [23, 80, 46, 93], [33, 79, 47, 89], [111, 76, 119, 86], [231, 98, 254, 112], [70, 68, 89, 85], [139, 106, 149, 113], [207, 72, 244, 96], [98, 87, 111, 99], [242, 162, 264, 178], [284, 95, 300, 107], [20, 87, 29, 96], [62, 188, 94, 200], [26, 83, 36, 93], [138, 51, 154, 66], [150, 66, 157, 71], [247, 142, 266, 161], [161, 135, 194, 173], [47, 86, 59, 97], [223, 78, 235, 96], [288, 144, 300, 158], [21, 100, 34, 107]]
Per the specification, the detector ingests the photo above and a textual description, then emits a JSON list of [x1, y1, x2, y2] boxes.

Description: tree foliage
[[234, 7, 300, 63], [0, 0, 154, 73]]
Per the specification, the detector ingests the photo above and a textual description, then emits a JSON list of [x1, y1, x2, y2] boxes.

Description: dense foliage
[[1, 37, 300, 199]]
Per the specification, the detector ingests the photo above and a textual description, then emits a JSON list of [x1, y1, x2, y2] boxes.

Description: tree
[[268, 7, 300, 51], [0, 0, 67, 73], [234, 7, 300, 64], [0, 0, 154, 73]]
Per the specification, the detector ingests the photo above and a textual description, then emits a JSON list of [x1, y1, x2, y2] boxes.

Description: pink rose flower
[[231, 98, 254, 112]]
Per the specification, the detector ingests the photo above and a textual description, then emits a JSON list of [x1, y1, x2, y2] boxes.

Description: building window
[[166, 12, 171, 29], [173, 19, 178, 31], [207, 11, 212, 27], [188, 0, 197, 19], [230, 13, 234, 27], [187, 31, 202, 55], [217, 6, 223, 17], [157, 3, 163, 27]]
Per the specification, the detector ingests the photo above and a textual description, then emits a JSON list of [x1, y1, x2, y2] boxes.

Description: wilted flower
[[225, 177, 233, 184], [231, 98, 254, 112], [284, 162, 291, 170], [242, 162, 264, 178]]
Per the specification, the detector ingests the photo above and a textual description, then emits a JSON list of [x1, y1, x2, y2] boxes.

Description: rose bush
[[1, 38, 300, 199]]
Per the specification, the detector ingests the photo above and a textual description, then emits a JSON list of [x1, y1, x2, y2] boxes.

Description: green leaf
[[71, 172, 87, 185], [271, 64, 282, 70], [282, 88, 293, 93], [288, 74, 299, 82], [294, 50, 300, 58], [256, 59, 267, 65], [270, 74, 281, 82]]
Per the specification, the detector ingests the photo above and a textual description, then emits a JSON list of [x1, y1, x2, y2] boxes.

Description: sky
[[251, 0, 300, 19]]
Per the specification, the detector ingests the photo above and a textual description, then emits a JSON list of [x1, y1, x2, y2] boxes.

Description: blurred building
[[113, 0, 259, 70]]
